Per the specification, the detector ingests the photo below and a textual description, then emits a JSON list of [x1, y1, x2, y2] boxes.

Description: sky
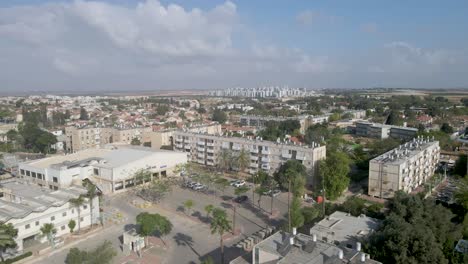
[[0, 0, 467, 94]]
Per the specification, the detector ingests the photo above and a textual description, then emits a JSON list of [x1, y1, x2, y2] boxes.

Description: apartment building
[[240, 110, 366, 134], [209, 86, 308, 98], [0, 180, 99, 252], [174, 132, 326, 186], [232, 229, 381, 264], [18, 146, 187, 194], [112, 126, 152, 145], [65, 126, 113, 153], [368, 137, 440, 198], [65, 125, 152, 153], [355, 121, 418, 140], [144, 123, 222, 149]]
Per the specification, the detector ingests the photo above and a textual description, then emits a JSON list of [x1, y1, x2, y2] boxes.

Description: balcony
[[232, 145, 241, 151], [282, 153, 292, 159], [250, 162, 258, 168], [296, 155, 307, 161], [184, 145, 191, 150], [197, 153, 205, 159], [207, 161, 215, 166], [207, 142, 215, 147], [261, 164, 270, 170], [261, 157, 270, 163], [250, 148, 259, 154], [250, 156, 258, 161], [197, 147, 205, 152], [249, 168, 258, 174], [175, 138, 183, 143], [261, 149, 270, 154], [207, 148, 214, 153], [175, 144, 183, 149]]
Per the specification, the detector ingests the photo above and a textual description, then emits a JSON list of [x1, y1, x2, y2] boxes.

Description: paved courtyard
[[33, 178, 289, 264]]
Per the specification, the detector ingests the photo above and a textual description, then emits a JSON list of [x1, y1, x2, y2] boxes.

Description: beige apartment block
[[368, 136, 440, 198], [174, 131, 326, 187], [145, 123, 222, 149], [65, 126, 113, 153]]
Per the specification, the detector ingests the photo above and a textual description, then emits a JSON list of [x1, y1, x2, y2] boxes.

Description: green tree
[[178, 110, 186, 119], [211, 109, 227, 124], [65, 240, 116, 264], [319, 151, 350, 201], [69, 196, 86, 233], [40, 223, 57, 247], [79, 107, 88, 120], [302, 206, 320, 225], [204, 204, 214, 217], [252, 171, 268, 206], [0, 223, 18, 262], [454, 154, 467, 177], [130, 137, 141, 145], [304, 124, 329, 144], [235, 148, 250, 174], [366, 192, 461, 264], [217, 149, 232, 174], [86, 184, 98, 227], [136, 212, 157, 246], [440, 123, 454, 134], [210, 208, 232, 264], [183, 199, 194, 215], [68, 220, 76, 233], [385, 111, 403, 126], [201, 256, 215, 264], [274, 160, 307, 191], [290, 196, 304, 230]]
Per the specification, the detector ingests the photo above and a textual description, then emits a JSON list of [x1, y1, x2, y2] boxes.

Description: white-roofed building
[[0, 179, 99, 252], [18, 145, 187, 194]]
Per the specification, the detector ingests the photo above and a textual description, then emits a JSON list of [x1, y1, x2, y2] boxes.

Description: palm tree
[[217, 149, 232, 175], [183, 200, 194, 216], [86, 184, 98, 228], [204, 204, 214, 217], [69, 196, 85, 233], [0, 223, 18, 262], [235, 148, 250, 175], [40, 223, 57, 248], [265, 178, 279, 215], [210, 208, 231, 264]]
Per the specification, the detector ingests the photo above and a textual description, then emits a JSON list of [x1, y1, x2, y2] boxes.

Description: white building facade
[[368, 137, 440, 198]]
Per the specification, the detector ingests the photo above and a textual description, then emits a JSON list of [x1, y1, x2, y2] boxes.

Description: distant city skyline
[[0, 0, 468, 93]]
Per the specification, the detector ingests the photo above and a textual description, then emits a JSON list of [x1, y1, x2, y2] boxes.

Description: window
[[61, 226, 66, 230], [93, 168, 99, 175], [25, 224, 30, 229], [83, 205, 88, 210], [51, 216, 55, 221], [71, 209, 75, 214], [80, 217, 84, 222], [53, 177, 58, 183], [35, 221, 39, 226], [32, 172, 36, 178], [62, 212, 67, 217], [26, 171, 30, 176], [20, 169, 25, 175]]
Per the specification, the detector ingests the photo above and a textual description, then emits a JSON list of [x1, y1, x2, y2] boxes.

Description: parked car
[[192, 183, 206, 191], [270, 189, 281, 197], [232, 180, 246, 188], [234, 195, 248, 203]]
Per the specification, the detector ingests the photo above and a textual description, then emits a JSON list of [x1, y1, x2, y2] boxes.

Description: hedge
[[1, 251, 33, 264]]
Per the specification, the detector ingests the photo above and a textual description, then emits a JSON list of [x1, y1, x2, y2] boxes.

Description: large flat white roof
[[21, 146, 184, 170]]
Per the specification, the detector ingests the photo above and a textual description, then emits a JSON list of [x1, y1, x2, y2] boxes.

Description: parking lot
[[35, 173, 289, 264]]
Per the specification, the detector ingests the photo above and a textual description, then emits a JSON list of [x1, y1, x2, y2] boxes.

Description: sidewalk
[[23, 225, 118, 264]]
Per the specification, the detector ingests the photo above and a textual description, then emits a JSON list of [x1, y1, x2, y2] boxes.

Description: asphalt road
[[34, 180, 290, 264]]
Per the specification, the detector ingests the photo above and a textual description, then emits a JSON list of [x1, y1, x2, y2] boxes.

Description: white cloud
[[296, 10, 320, 26], [385, 41, 457, 70]]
